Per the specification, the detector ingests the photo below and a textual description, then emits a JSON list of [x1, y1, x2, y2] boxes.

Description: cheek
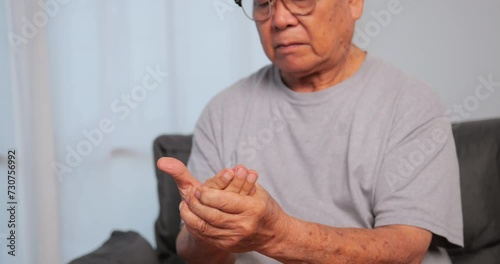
[[302, 25, 331, 56], [257, 24, 275, 58], [312, 15, 351, 53]]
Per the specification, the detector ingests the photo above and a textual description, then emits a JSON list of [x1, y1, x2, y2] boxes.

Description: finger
[[248, 186, 257, 196], [180, 204, 238, 251], [240, 170, 258, 195], [157, 157, 200, 197], [187, 192, 237, 229], [179, 200, 227, 238], [196, 186, 254, 214], [203, 169, 234, 190], [224, 165, 248, 193]]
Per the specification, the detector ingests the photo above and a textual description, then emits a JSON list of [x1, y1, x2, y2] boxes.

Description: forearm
[[176, 225, 236, 264], [261, 217, 430, 264]]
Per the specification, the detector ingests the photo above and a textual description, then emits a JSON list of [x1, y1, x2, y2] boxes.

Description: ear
[[349, 0, 364, 20]]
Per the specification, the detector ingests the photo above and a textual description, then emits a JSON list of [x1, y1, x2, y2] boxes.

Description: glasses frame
[[234, 0, 316, 22]]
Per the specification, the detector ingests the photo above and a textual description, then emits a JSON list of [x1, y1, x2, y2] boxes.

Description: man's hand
[[180, 182, 289, 253], [156, 157, 261, 264]]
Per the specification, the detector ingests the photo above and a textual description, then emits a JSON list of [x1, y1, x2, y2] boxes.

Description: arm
[[265, 218, 431, 264], [183, 184, 432, 264]]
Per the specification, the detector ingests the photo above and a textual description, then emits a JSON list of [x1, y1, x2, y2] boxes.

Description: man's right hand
[[157, 157, 201, 201], [156, 157, 258, 199]]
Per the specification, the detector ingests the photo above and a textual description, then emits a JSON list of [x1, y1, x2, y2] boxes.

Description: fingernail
[[185, 196, 190, 205], [247, 172, 257, 183], [195, 190, 201, 199], [222, 171, 233, 182], [236, 168, 246, 178]]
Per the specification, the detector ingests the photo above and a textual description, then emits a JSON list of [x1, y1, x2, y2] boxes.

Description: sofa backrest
[[153, 135, 192, 264], [447, 118, 500, 263], [153, 118, 500, 264]]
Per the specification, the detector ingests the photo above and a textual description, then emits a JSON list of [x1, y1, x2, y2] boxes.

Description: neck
[[280, 45, 366, 93]]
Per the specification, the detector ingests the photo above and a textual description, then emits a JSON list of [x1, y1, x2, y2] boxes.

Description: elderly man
[[157, 0, 463, 263]]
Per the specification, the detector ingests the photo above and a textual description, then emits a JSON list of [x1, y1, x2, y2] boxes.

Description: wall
[[357, 0, 500, 121]]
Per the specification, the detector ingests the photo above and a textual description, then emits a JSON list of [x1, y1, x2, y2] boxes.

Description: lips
[[274, 42, 306, 54], [275, 42, 304, 49]]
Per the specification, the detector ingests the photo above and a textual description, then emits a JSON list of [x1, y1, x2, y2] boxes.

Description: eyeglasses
[[234, 0, 316, 22]]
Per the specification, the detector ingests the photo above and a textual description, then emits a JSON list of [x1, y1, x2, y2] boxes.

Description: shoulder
[[362, 54, 446, 120], [366, 55, 442, 105], [352, 55, 449, 150]]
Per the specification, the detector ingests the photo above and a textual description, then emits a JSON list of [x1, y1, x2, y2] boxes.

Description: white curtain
[[1, 0, 268, 263], [2, 1, 60, 264]]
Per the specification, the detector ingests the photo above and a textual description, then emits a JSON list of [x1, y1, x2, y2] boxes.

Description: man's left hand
[[180, 182, 289, 253]]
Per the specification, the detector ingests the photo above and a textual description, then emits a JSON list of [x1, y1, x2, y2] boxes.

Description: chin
[[273, 57, 315, 75]]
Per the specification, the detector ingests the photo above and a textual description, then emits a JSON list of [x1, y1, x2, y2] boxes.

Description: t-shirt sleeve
[[373, 88, 464, 248]]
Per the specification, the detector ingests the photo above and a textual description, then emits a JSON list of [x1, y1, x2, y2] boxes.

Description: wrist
[[178, 227, 234, 263], [189, 233, 226, 254], [258, 209, 295, 257]]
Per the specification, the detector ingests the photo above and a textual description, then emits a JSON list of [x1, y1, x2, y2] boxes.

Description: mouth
[[274, 43, 307, 54], [275, 42, 305, 49]]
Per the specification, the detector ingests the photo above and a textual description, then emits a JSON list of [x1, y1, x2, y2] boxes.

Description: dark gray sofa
[[70, 118, 500, 264]]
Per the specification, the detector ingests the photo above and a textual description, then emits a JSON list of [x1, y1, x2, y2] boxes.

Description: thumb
[[157, 157, 201, 193]]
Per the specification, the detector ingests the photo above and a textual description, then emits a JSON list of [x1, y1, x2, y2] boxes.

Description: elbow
[[405, 233, 432, 264]]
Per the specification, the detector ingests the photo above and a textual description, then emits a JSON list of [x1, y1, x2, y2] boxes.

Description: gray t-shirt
[[187, 54, 463, 263]]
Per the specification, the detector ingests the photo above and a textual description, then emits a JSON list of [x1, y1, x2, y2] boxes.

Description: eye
[[254, 0, 269, 8], [290, 0, 310, 8]]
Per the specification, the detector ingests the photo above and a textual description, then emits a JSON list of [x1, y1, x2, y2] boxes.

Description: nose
[[271, 0, 299, 30]]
